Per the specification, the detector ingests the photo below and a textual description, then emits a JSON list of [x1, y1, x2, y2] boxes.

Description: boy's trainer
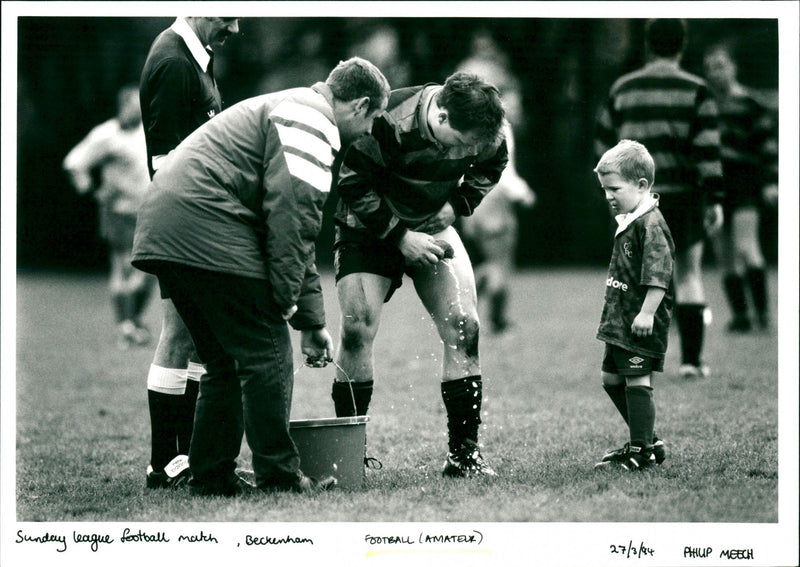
[[595, 443, 654, 471]]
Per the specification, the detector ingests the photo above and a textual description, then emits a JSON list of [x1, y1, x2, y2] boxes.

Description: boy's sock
[[723, 273, 749, 321], [147, 364, 188, 471], [676, 303, 705, 366], [603, 383, 629, 423], [625, 385, 655, 449], [332, 380, 374, 417], [441, 376, 482, 452], [746, 267, 769, 325]]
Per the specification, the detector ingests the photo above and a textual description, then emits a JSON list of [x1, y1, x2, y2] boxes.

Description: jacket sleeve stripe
[[283, 152, 332, 193], [275, 122, 334, 167], [271, 100, 340, 151]]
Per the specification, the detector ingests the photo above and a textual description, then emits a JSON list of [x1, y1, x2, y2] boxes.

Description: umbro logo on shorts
[[629, 356, 644, 365]]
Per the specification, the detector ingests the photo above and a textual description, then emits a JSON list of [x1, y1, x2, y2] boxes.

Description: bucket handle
[[296, 356, 357, 416]]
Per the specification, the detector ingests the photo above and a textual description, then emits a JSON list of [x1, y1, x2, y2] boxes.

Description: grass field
[[13, 264, 785, 525]]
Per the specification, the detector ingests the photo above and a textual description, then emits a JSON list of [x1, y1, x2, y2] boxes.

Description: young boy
[[593, 140, 675, 471]]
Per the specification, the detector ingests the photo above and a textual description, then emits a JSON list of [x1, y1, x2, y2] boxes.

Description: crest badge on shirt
[[623, 242, 633, 258]]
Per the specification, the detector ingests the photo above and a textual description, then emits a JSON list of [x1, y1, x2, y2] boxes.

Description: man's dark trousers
[[152, 261, 302, 489]]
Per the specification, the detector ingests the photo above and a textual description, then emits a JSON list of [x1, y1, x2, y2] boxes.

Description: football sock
[[746, 267, 768, 324], [441, 375, 482, 452], [132, 284, 152, 321], [603, 383, 629, 423], [332, 380, 373, 417], [676, 304, 705, 366], [176, 378, 199, 455], [490, 288, 509, 330], [723, 273, 748, 320], [147, 364, 188, 471], [112, 292, 133, 323], [625, 385, 655, 449]]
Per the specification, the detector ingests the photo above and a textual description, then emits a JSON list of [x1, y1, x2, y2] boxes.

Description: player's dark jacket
[[334, 84, 508, 245], [597, 194, 675, 358], [595, 59, 724, 203], [139, 20, 222, 179], [132, 83, 341, 330], [715, 87, 778, 206]]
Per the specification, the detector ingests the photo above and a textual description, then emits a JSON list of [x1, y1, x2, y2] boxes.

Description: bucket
[[290, 415, 369, 489]]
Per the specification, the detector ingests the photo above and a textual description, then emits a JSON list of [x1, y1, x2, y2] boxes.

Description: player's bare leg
[[674, 241, 710, 378], [333, 272, 389, 416], [733, 207, 770, 329], [146, 299, 202, 488], [411, 226, 495, 477]]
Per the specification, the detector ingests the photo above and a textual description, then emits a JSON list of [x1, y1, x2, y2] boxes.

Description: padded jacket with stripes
[[132, 83, 340, 330]]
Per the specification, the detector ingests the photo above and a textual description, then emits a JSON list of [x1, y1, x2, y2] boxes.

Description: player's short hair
[[326, 57, 391, 114], [645, 19, 687, 57], [594, 139, 655, 186], [436, 72, 505, 140]]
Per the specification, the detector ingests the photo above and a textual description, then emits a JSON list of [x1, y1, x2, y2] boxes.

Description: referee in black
[[139, 17, 239, 489]]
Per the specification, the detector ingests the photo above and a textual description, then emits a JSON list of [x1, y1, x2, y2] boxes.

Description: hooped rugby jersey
[[133, 83, 340, 330], [596, 195, 676, 358], [716, 87, 778, 197], [594, 59, 724, 203], [334, 84, 508, 244]]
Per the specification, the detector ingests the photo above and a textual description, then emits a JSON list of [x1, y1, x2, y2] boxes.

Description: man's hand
[[703, 203, 724, 237], [415, 202, 457, 234], [301, 328, 334, 367], [398, 230, 447, 266]]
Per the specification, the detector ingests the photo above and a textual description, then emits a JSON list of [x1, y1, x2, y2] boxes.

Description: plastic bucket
[[290, 416, 368, 489]]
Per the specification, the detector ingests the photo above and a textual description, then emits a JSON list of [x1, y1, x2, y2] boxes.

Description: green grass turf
[[15, 266, 779, 522]]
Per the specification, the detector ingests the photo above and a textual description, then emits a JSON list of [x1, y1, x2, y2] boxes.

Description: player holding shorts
[[330, 72, 508, 477]]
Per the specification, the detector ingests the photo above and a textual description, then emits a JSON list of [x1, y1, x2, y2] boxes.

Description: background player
[[139, 16, 239, 489], [595, 19, 724, 380], [703, 42, 779, 333], [459, 122, 536, 332], [592, 140, 675, 471], [330, 72, 508, 477], [63, 85, 154, 349]]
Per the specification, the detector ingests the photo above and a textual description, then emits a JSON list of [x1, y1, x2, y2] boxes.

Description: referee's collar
[[172, 17, 212, 72]]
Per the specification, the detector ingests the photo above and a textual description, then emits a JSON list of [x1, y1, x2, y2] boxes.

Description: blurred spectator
[[595, 19, 724, 380], [63, 85, 155, 349], [703, 42, 778, 332], [460, 122, 536, 333]]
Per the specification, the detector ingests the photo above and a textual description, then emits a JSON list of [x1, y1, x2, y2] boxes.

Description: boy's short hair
[[594, 139, 655, 186], [326, 57, 391, 114], [436, 71, 505, 140], [645, 19, 687, 58]]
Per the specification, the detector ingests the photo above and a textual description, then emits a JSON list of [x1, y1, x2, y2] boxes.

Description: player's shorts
[[334, 231, 406, 303], [602, 343, 663, 376], [656, 192, 706, 252], [100, 210, 137, 252], [722, 164, 763, 213]]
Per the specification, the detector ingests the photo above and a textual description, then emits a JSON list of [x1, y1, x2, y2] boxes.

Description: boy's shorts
[[334, 238, 407, 303], [657, 192, 706, 252], [602, 344, 664, 376]]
